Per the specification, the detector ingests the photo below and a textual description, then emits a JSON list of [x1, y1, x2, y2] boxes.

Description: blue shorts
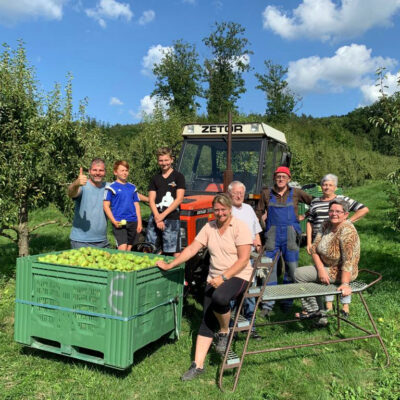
[[146, 215, 181, 253]]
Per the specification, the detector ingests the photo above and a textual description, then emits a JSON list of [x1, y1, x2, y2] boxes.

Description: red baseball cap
[[274, 166, 291, 178]]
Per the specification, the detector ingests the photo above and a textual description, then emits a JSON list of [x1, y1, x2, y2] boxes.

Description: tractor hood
[[180, 195, 215, 215]]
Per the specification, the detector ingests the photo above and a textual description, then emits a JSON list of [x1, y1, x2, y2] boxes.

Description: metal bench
[[218, 251, 390, 392]]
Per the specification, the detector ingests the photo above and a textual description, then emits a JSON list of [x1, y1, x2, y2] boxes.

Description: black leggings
[[198, 277, 248, 338]]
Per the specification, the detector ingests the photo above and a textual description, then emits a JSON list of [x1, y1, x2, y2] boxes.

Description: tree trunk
[[18, 200, 30, 257]]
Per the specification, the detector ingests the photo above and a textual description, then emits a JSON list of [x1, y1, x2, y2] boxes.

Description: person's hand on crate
[[156, 260, 173, 270]]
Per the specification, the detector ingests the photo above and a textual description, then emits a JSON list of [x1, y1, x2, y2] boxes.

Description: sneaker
[[181, 362, 204, 381], [250, 330, 262, 340], [215, 331, 230, 355]]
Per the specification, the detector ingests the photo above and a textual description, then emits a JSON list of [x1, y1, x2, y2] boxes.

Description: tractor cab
[[178, 122, 290, 197]]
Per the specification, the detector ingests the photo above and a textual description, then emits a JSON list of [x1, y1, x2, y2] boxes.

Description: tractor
[[173, 121, 291, 300]]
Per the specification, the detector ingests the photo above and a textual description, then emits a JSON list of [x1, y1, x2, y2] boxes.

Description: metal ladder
[[218, 256, 390, 392], [218, 248, 277, 392]]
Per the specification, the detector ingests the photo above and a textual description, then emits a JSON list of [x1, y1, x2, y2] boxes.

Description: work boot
[[181, 362, 205, 381]]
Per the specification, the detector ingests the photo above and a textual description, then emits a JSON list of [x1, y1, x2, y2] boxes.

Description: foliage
[[224, 113, 399, 187], [342, 104, 399, 157], [0, 42, 106, 256], [152, 40, 203, 117], [369, 68, 400, 138], [255, 60, 301, 122], [203, 21, 252, 120], [285, 119, 399, 186], [128, 104, 185, 192], [368, 67, 400, 231], [386, 170, 400, 231]]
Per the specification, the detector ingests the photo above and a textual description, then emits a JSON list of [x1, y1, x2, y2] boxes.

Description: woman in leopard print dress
[[294, 198, 360, 318]]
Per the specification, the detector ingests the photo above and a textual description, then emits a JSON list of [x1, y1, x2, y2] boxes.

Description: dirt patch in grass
[[301, 357, 314, 366]]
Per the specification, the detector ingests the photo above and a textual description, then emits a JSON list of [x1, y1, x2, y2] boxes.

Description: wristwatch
[[221, 274, 228, 282]]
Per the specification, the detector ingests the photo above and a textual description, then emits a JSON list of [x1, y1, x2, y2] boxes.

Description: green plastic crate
[[14, 249, 184, 369], [298, 202, 308, 234]]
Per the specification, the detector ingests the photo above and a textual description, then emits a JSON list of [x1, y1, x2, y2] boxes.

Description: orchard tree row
[[0, 41, 115, 257], [1, 36, 399, 259]]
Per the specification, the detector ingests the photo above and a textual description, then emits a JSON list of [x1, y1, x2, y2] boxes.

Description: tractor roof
[[182, 122, 287, 144]]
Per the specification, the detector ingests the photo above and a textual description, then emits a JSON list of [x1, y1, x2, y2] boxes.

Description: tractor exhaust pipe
[[223, 112, 233, 192]]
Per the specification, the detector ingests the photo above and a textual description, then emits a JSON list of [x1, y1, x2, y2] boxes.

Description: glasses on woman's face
[[328, 210, 345, 215]]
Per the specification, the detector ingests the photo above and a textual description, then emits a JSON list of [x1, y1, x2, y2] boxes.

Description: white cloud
[[287, 44, 397, 94], [85, 0, 133, 28], [130, 95, 168, 120], [141, 44, 173, 76], [0, 0, 66, 25], [138, 95, 157, 116], [109, 96, 123, 106], [182, 0, 196, 4], [360, 72, 400, 105], [138, 9, 155, 25], [262, 0, 400, 41]]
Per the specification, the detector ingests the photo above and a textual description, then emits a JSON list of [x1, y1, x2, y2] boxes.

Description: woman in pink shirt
[[157, 194, 253, 381]]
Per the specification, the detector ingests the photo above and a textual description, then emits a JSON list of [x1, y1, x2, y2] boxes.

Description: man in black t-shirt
[[146, 147, 185, 256]]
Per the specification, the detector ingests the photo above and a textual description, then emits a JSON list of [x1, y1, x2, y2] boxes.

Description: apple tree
[[0, 42, 105, 256], [369, 68, 400, 230]]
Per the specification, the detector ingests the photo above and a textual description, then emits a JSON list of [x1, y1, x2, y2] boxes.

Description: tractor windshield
[[178, 138, 263, 195]]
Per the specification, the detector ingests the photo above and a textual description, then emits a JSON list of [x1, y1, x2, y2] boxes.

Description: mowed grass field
[[1, 181, 399, 400]]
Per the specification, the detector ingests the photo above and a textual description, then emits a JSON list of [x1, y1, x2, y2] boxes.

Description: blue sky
[[1, 0, 400, 125]]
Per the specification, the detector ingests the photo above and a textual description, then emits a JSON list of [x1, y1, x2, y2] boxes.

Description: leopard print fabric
[[310, 220, 360, 282]]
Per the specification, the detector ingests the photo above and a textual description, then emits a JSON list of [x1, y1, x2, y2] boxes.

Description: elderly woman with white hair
[[306, 173, 368, 317]]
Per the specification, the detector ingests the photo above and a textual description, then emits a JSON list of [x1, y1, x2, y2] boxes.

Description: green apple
[[120, 219, 127, 226]]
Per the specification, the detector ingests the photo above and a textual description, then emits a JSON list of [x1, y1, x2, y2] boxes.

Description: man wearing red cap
[[256, 166, 312, 315]]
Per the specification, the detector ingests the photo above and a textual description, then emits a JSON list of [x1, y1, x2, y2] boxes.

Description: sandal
[[295, 310, 321, 320], [340, 310, 349, 318]]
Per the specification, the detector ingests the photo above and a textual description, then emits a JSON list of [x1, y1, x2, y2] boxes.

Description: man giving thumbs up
[[68, 158, 109, 249]]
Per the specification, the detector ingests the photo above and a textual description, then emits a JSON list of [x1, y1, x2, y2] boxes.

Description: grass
[[1, 181, 400, 400]]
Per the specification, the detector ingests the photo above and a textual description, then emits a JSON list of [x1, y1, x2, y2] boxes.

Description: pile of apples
[[37, 247, 165, 272]]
